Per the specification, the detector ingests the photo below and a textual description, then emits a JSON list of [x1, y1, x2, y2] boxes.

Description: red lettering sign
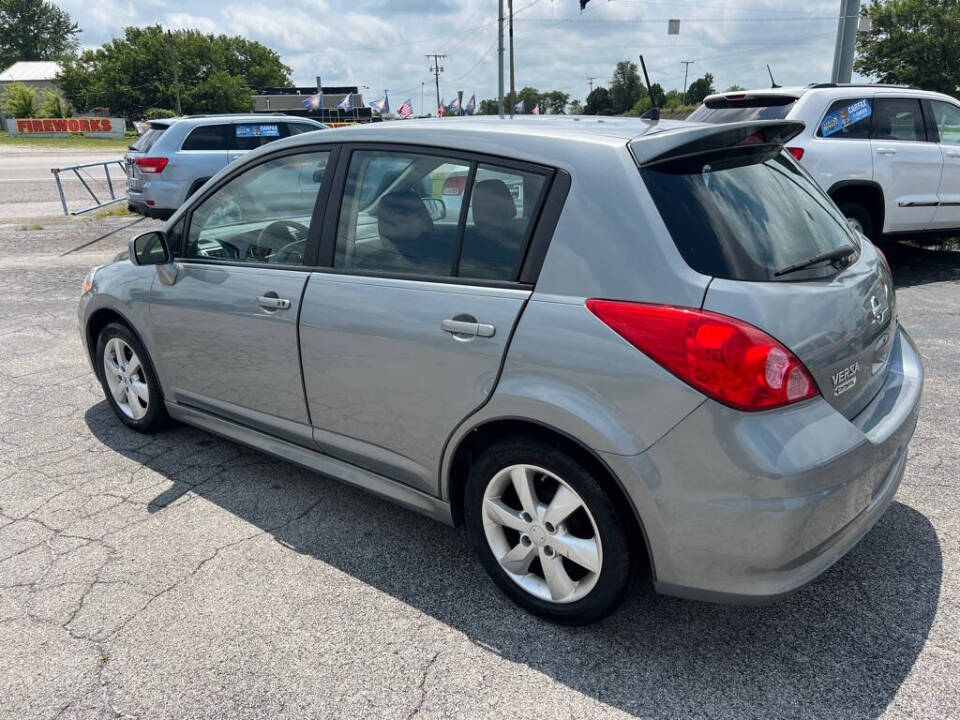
[[79, 118, 91, 132], [67, 118, 80, 132], [52, 119, 68, 132], [31, 120, 43, 132], [101, 119, 112, 132], [16, 120, 29, 133], [42, 119, 54, 132]]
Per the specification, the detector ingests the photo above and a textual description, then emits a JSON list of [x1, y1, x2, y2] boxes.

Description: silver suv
[[125, 114, 326, 219], [80, 117, 922, 624]]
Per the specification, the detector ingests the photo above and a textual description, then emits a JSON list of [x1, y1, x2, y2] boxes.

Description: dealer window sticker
[[821, 99, 872, 137], [236, 124, 280, 138]]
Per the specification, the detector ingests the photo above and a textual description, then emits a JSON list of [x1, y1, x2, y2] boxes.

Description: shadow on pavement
[[86, 402, 942, 719], [884, 240, 960, 289]]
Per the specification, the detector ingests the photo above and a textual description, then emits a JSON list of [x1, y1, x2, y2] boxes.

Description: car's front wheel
[[464, 439, 632, 624], [95, 322, 169, 433]]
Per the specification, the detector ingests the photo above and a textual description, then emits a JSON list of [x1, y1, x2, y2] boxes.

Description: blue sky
[[57, 0, 853, 114]]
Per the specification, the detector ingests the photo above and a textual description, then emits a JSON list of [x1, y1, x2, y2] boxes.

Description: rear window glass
[[687, 97, 797, 124], [638, 146, 858, 282], [130, 126, 166, 152], [817, 98, 872, 138], [233, 123, 282, 151], [182, 124, 231, 151]]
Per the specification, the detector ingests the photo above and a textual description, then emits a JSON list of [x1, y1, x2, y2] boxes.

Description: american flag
[[532, 104, 540, 115], [397, 99, 413, 119]]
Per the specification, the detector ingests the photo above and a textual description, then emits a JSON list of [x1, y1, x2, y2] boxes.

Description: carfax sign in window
[[821, 99, 872, 137], [236, 124, 280, 138]]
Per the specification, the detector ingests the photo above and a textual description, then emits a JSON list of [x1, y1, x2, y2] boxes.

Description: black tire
[[837, 200, 876, 242], [464, 438, 632, 625], [95, 322, 170, 433]]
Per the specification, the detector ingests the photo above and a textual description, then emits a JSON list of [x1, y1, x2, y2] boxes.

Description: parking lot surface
[[0, 217, 958, 719]]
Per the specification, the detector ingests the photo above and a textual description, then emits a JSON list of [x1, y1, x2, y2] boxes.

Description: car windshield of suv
[[687, 97, 798, 124], [637, 145, 859, 281]]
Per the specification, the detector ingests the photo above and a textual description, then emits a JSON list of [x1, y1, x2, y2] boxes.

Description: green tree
[[685, 73, 715, 104], [0, 81, 39, 117], [477, 98, 500, 115], [725, 84, 746, 92], [0, 0, 80, 70], [584, 86, 613, 115], [40, 88, 70, 117], [856, 0, 960, 94], [568, 99, 585, 114], [609, 60, 644, 114], [57, 25, 292, 118], [663, 89, 686, 109], [541, 90, 570, 114]]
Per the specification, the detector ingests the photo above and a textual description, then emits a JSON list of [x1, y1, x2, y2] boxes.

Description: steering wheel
[[254, 220, 309, 264]]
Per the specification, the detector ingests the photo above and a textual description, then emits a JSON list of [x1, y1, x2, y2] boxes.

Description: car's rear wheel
[[95, 322, 169, 433], [464, 439, 632, 624], [837, 200, 875, 242]]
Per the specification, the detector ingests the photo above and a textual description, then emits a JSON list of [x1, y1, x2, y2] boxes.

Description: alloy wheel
[[102, 337, 149, 420], [481, 464, 603, 604]]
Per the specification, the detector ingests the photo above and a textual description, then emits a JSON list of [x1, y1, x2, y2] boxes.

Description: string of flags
[[301, 87, 540, 120]]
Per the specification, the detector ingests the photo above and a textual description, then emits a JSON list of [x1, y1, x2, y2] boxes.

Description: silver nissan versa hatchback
[[79, 116, 923, 624]]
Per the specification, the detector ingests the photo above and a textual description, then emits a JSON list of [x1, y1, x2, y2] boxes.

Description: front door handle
[[257, 294, 291, 310], [876, 147, 897, 156], [442, 318, 496, 338]]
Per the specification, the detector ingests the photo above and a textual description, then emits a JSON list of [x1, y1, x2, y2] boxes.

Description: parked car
[[81, 116, 922, 624], [689, 83, 960, 243], [125, 114, 327, 219]]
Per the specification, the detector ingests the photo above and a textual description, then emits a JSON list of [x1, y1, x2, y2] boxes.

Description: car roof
[[704, 83, 958, 105]]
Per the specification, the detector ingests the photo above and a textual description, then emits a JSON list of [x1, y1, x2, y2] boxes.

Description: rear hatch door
[[633, 121, 896, 418]]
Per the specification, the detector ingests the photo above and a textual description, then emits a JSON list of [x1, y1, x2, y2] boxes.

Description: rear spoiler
[[701, 92, 798, 108], [629, 120, 806, 168]]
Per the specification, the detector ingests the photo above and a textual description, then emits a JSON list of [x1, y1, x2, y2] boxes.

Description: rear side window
[[638, 146, 858, 282], [288, 122, 322, 135], [817, 98, 872, 139], [233, 123, 283, 151], [871, 98, 926, 141], [181, 124, 231, 151], [687, 96, 797, 124]]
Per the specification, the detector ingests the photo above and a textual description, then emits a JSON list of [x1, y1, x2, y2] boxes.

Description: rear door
[[299, 145, 553, 493], [638, 139, 896, 419], [228, 121, 285, 164], [926, 99, 960, 231], [148, 146, 335, 443], [870, 96, 942, 232]]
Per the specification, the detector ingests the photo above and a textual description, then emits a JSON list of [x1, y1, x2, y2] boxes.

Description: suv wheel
[[464, 439, 632, 624], [95, 322, 169, 433], [837, 201, 875, 241]]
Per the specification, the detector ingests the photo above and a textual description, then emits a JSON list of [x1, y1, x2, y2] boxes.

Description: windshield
[[638, 146, 859, 282]]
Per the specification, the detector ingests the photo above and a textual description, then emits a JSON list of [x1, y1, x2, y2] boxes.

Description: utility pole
[[168, 30, 182, 116], [426, 54, 446, 117], [508, 0, 516, 117], [457, 90, 464, 116], [831, 0, 861, 83], [680, 60, 694, 104], [498, 0, 505, 117], [420, 81, 424, 116], [587, 77, 598, 95]]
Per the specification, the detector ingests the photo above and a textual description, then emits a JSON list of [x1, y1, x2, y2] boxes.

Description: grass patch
[[18, 224, 44, 231], [93, 204, 132, 218], [0, 129, 133, 152]]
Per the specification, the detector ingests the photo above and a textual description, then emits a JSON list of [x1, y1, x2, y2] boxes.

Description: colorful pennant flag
[[301, 93, 322, 111], [514, 99, 524, 114], [464, 94, 476, 115], [438, 98, 444, 118], [369, 91, 389, 114], [532, 103, 540, 115], [397, 99, 413, 119], [337, 94, 353, 112], [448, 96, 460, 113]]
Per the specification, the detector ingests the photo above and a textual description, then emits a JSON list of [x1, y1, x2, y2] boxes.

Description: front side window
[[334, 150, 548, 280], [638, 145, 859, 282], [181, 124, 231, 151], [931, 100, 960, 145], [817, 98, 872, 139], [185, 151, 330, 265], [871, 98, 926, 142]]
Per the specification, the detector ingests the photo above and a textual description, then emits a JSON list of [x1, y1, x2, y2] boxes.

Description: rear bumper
[[127, 179, 184, 213], [604, 327, 923, 603]]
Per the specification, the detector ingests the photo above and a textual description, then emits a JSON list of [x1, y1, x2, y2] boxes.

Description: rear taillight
[[586, 300, 819, 411], [442, 175, 467, 196], [874, 244, 892, 275], [786, 146, 804, 161], [135, 156, 168, 174]]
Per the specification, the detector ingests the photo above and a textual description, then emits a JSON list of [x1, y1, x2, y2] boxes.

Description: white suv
[[689, 84, 960, 243]]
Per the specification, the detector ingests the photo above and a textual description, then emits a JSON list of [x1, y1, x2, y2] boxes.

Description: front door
[[300, 147, 552, 493], [870, 96, 942, 233], [149, 147, 334, 443], [927, 99, 960, 231]]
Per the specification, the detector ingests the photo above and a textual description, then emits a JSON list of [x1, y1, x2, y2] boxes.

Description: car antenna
[[767, 64, 781, 89], [639, 55, 660, 121]]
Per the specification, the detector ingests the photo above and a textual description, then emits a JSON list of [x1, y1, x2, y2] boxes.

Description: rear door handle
[[876, 147, 897, 156], [257, 295, 291, 310], [441, 318, 495, 338]]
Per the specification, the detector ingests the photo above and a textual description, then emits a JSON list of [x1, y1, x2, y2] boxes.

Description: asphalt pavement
[[0, 146, 126, 221], [0, 218, 957, 719]]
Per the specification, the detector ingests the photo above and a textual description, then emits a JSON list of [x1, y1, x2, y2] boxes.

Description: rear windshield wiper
[[774, 245, 856, 277]]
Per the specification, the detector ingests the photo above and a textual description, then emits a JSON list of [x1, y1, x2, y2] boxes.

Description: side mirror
[[129, 231, 170, 266], [423, 197, 447, 221]]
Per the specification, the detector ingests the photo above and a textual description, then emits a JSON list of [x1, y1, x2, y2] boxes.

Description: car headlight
[[81, 266, 101, 294]]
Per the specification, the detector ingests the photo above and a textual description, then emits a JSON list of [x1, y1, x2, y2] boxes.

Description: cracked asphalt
[[0, 216, 958, 719]]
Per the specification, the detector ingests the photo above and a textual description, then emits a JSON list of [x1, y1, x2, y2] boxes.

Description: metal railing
[[51, 159, 127, 216]]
